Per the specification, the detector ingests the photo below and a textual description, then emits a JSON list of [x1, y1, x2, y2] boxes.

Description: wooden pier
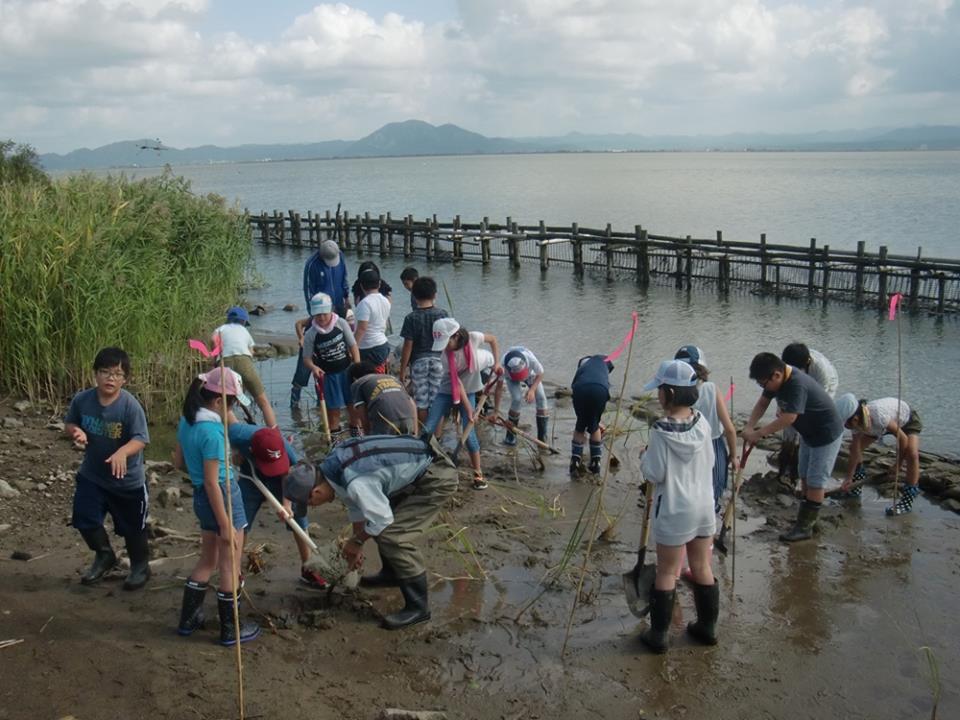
[[246, 210, 960, 314]]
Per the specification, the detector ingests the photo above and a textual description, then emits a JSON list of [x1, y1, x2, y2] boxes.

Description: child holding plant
[[173, 367, 260, 646], [638, 359, 718, 654], [65, 347, 151, 591]]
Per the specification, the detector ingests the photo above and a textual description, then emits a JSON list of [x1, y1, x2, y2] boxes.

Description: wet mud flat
[[1, 395, 958, 720]]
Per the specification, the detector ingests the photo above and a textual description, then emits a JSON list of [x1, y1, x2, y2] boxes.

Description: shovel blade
[[622, 553, 657, 618]]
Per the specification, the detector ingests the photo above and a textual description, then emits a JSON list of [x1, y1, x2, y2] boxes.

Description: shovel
[[623, 480, 657, 618], [314, 373, 331, 446], [715, 442, 754, 555], [451, 372, 501, 463], [483, 414, 560, 454]]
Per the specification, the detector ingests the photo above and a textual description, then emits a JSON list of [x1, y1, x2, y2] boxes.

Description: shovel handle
[[636, 480, 655, 564]]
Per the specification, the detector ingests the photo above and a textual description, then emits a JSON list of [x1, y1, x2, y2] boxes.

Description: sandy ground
[[1, 392, 958, 720]]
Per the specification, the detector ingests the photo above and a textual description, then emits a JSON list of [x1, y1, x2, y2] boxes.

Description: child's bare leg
[[217, 528, 244, 592], [903, 434, 921, 487], [256, 393, 276, 427], [654, 544, 683, 591], [686, 536, 714, 586], [189, 531, 219, 584], [326, 408, 341, 433]]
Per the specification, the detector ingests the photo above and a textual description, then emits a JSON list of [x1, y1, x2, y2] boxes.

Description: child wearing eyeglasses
[[64, 347, 151, 591]]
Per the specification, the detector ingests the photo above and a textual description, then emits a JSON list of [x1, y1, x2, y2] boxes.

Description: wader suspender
[[340, 438, 431, 472]]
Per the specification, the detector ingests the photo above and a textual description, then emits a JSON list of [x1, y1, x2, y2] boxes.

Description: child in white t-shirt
[[354, 268, 392, 372], [213, 306, 276, 427]]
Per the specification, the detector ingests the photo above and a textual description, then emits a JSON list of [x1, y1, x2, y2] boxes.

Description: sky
[[2, 0, 958, 154]]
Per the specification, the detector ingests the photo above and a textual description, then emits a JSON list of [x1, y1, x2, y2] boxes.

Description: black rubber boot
[[569, 455, 583, 475], [177, 579, 208, 636], [536, 415, 549, 443], [779, 500, 821, 542], [79, 526, 117, 585], [217, 591, 261, 646], [504, 412, 520, 446], [640, 588, 676, 654], [122, 530, 151, 591], [686, 580, 720, 645], [360, 553, 401, 588], [381, 573, 431, 630]]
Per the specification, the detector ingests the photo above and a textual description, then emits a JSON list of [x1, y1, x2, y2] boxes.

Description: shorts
[[572, 384, 608, 434], [72, 473, 148, 537], [317, 369, 350, 410], [798, 434, 843, 489], [237, 462, 308, 533], [424, 392, 479, 453], [193, 481, 248, 533], [901, 410, 923, 436], [359, 342, 391, 371], [224, 354, 264, 397], [410, 356, 444, 410]]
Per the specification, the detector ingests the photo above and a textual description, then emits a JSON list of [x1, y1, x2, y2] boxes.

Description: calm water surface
[[115, 151, 960, 257]]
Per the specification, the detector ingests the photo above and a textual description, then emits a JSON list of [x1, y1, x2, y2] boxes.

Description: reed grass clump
[[0, 170, 251, 418]]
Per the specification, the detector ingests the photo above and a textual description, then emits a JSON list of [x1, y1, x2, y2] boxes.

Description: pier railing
[[246, 210, 960, 314]]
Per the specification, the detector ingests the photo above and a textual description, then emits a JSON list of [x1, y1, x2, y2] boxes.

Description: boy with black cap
[[743, 352, 844, 542], [64, 347, 151, 590], [230, 423, 326, 588], [283, 435, 457, 630]]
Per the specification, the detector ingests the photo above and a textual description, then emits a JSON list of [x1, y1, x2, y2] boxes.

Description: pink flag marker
[[724, 382, 736, 403], [605, 311, 639, 363], [888, 293, 903, 321], [188, 335, 222, 358]]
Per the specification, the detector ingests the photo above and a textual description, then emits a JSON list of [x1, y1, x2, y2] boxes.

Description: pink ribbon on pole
[[605, 310, 639, 363], [888, 293, 903, 321], [725, 382, 736, 403], [188, 335, 222, 358]]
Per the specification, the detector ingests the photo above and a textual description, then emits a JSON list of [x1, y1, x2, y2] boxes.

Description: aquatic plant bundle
[[0, 171, 251, 417]]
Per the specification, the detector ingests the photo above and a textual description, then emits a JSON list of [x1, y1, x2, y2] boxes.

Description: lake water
[[115, 150, 960, 257], [98, 152, 959, 456]]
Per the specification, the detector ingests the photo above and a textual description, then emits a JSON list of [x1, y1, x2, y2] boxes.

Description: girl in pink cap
[[172, 367, 260, 646]]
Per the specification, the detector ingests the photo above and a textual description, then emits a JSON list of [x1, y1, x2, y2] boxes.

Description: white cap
[[643, 360, 698, 391], [309, 292, 332, 315], [836, 393, 859, 423], [431, 317, 461, 352]]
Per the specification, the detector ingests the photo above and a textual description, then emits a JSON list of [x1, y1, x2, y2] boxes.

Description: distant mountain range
[[38, 120, 960, 170]]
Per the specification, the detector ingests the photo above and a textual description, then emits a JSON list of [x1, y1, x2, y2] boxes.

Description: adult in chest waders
[[284, 435, 457, 630]]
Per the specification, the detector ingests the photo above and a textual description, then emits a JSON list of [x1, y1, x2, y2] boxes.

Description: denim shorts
[[193, 481, 248, 533], [319, 369, 351, 411], [237, 463, 308, 533], [798, 434, 843, 489]]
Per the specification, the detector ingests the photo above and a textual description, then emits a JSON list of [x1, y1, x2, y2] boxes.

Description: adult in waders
[[835, 393, 924, 515], [284, 435, 457, 630], [638, 360, 718, 654], [743, 353, 844, 542]]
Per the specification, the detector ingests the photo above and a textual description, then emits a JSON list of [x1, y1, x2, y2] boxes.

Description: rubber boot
[[569, 455, 583, 475], [779, 500, 821, 542], [79, 526, 118, 585], [217, 591, 261, 646], [177, 579, 208, 636], [360, 553, 401, 588], [536, 415, 549, 444], [504, 412, 520, 446], [289, 384, 302, 408], [886, 484, 920, 516], [122, 530, 151, 591], [588, 440, 603, 474], [686, 580, 720, 645], [640, 588, 676, 654], [381, 573, 431, 630]]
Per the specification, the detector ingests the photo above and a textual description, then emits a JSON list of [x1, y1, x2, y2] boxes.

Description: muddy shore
[[1, 392, 958, 720]]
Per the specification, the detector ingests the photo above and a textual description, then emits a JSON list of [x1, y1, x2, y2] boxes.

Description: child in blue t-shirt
[[64, 347, 151, 591], [173, 367, 260, 646]]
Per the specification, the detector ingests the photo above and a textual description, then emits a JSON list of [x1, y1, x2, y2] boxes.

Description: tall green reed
[[0, 170, 251, 419]]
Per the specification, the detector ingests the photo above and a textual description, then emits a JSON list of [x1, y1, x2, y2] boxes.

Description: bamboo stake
[[218, 333, 245, 720], [561, 313, 637, 656], [891, 293, 904, 515]]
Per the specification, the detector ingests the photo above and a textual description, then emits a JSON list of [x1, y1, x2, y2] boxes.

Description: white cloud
[[0, 0, 957, 153]]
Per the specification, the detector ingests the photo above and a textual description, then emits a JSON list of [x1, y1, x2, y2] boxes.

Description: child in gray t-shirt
[[64, 347, 151, 591]]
